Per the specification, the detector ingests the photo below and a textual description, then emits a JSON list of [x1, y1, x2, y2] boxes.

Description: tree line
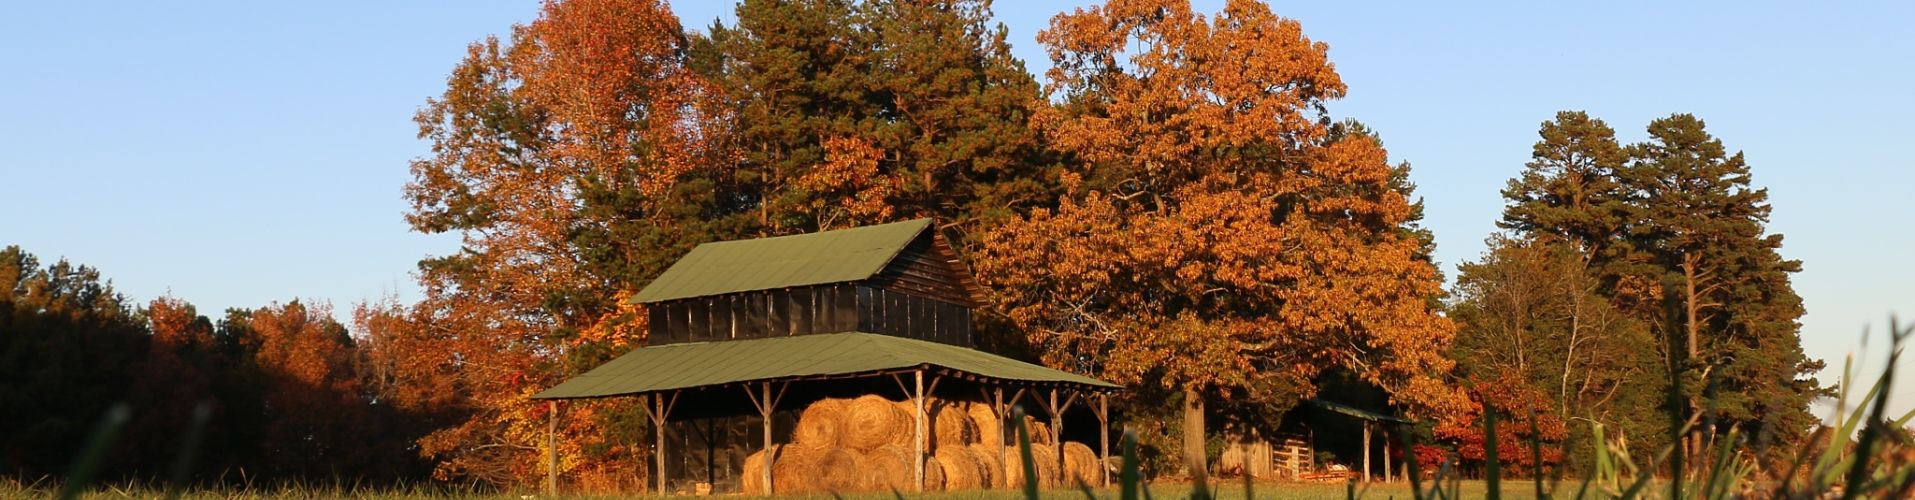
[[0, 0, 1821, 490], [0, 247, 442, 482]]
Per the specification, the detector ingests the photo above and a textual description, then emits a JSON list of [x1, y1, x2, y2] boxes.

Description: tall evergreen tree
[[695, 0, 1047, 240], [1500, 111, 1633, 264], [1468, 111, 1823, 473], [1620, 114, 1822, 452], [1474, 112, 1674, 462]]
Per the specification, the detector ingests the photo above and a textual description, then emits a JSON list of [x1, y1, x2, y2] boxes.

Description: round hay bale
[[844, 395, 911, 451], [966, 402, 1001, 447], [794, 398, 849, 446], [1063, 441, 1098, 486], [932, 402, 976, 448], [1004, 445, 1060, 488], [858, 444, 915, 492], [967, 443, 1004, 489], [923, 454, 947, 491], [1030, 419, 1056, 445], [770, 444, 821, 494], [1012, 415, 1055, 445], [934, 447, 984, 491], [1030, 445, 1061, 487], [741, 445, 777, 495], [811, 447, 863, 493]]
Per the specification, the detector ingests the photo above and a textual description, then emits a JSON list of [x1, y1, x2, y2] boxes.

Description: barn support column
[[743, 382, 787, 495], [1096, 392, 1110, 487], [993, 387, 1007, 476], [1060, 390, 1079, 480], [648, 391, 681, 494], [1035, 387, 1079, 484], [997, 386, 1028, 484], [1362, 421, 1372, 483], [545, 400, 558, 496], [913, 369, 925, 492]]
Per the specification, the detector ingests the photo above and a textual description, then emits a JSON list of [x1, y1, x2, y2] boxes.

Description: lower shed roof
[[533, 332, 1119, 400]]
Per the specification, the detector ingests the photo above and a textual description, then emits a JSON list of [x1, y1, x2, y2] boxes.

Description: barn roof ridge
[[630, 218, 937, 304]]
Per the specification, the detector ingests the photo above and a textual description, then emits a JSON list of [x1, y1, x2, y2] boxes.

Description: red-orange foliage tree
[[402, 0, 719, 486], [1436, 372, 1569, 472], [401, 0, 1055, 488], [125, 297, 216, 461], [979, 0, 1462, 480], [240, 301, 377, 477]]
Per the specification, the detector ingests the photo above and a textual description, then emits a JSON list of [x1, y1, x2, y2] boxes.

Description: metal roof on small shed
[[532, 332, 1119, 400], [630, 219, 934, 304], [1306, 399, 1411, 424]]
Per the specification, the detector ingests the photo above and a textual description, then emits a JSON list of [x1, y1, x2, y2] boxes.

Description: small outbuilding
[[533, 219, 1120, 495]]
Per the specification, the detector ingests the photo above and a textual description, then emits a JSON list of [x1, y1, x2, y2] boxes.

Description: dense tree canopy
[[0, 246, 429, 485], [1450, 112, 1821, 474], [976, 0, 1462, 479], [398, 0, 1060, 486]]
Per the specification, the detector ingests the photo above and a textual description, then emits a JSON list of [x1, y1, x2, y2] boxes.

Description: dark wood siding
[[829, 285, 858, 332], [789, 287, 813, 336], [865, 232, 981, 307], [648, 285, 973, 346], [850, 285, 971, 346]]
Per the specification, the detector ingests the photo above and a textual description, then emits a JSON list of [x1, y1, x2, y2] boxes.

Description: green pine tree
[[1620, 113, 1824, 455], [1500, 110, 1633, 266], [695, 0, 1048, 241]]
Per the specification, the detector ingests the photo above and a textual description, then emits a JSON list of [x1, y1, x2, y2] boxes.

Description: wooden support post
[[763, 384, 774, 496], [649, 391, 680, 494], [1032, 387, 1082, 485], [913, 369, 927, 492], [1097, 393, 1110, 487], [546, 400, 558, 496], [994, 387, 1007, 478], [1049, 388, 1064, 479], [743, 382, 784, 495], [1362, 422, 1372, 483], [655, 395, 667, 494]]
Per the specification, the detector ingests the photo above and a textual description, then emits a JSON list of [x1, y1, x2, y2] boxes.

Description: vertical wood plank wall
[[646, 284, 972, 346]]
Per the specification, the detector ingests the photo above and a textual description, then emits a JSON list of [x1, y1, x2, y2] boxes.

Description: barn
[[533, 218, 1121, 495]]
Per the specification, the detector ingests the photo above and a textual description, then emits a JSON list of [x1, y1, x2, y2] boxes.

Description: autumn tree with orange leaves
[[399, 0, 729, 486], [977, 0, 1463, 481], [398, 0, 1050, 488]]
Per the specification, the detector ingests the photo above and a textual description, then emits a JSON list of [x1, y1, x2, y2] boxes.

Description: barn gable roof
[[630, 219, 983, 305], [531, 332, 1118, 400]]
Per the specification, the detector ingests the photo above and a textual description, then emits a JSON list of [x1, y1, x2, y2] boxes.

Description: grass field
[[2, 479, 1539, 500]]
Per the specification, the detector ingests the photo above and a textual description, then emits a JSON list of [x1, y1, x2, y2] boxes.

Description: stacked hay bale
[[1062, 442, 1101, 485], [739, 394, 1100, 494]]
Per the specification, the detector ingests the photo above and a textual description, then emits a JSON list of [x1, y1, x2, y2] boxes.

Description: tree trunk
[[1681, 255, 1701, 478], [1183, 386, 1208, 485]]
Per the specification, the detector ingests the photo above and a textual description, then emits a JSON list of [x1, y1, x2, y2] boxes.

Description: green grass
[[0, 478, 1538, 500]]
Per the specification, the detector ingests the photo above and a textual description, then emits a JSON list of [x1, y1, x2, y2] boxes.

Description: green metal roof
[[1306, 399, 1411, 424], [533, 332, 1120, 400], [631, 219, 934, 304]]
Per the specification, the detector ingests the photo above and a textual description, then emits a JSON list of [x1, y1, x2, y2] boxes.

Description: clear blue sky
[[3, 1, 1909, 416]]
